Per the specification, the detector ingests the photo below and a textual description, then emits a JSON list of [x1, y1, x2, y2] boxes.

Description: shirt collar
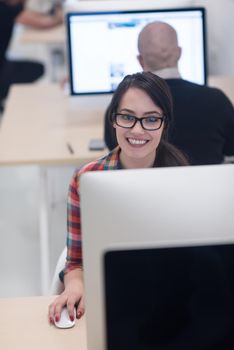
[[152, 67, 181, 80], [103, 146, 122, 170]]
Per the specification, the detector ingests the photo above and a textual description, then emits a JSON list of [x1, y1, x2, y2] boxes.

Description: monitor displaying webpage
[[67, 8, 207, 95]]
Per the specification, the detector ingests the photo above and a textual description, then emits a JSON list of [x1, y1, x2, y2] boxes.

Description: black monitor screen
[[104, 245, 234, 350], [67, 7, 207, 95]]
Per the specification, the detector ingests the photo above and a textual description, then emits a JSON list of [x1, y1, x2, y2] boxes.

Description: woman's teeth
[[128, 138, 147, 145]]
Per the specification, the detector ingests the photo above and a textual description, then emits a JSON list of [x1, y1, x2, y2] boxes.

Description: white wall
[[65, 0, 194, 11], [194, 0, 234, 75]]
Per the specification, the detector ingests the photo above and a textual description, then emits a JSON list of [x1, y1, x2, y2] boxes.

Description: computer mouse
[[54, 307, 76, 329]]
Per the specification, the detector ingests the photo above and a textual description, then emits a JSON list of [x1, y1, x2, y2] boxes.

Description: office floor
[[0, 26, 74, 297]]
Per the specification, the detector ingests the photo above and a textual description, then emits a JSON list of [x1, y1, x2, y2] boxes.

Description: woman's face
[[114, 87, 165, 168]]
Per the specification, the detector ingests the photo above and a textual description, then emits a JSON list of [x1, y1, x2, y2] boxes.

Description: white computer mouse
[[54, 307, 76, 329]]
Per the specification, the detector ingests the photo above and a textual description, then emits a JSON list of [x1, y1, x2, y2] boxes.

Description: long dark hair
[[105, 72, 188, 166]]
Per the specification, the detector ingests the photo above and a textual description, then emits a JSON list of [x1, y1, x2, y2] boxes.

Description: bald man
[[104, 21, 234, 165], [137, 21, 181, 76]]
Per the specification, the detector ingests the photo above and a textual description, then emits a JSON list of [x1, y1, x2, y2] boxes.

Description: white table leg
[[39, 166, 50, 295], [48, 46, 65, 82]]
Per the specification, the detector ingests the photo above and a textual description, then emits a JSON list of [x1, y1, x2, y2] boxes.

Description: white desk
[[0, 83, 109, 295], [0, 84, 107, 165], [0, 296, 87, 350], [20, 25, 65, 45]]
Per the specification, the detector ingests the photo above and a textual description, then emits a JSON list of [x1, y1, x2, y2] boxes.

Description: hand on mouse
[[48, 269, 85, 324], [54, 306, 76, 329]]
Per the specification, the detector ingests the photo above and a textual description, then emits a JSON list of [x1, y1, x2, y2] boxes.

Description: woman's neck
[[120, 151, 156, 169]]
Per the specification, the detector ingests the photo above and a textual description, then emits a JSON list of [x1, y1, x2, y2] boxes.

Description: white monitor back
[[80, 164, 234, 350]]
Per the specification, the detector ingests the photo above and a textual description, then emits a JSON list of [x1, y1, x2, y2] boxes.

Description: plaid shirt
[[60, 147, 122, 280]]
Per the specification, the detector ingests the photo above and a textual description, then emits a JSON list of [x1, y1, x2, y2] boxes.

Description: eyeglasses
[[113, 113, 165, 131]]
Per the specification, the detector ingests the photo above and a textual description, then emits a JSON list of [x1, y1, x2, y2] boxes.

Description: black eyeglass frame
[[112, 113, 166, 131]]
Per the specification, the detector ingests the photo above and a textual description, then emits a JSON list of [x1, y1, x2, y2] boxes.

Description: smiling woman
[[107, 71, 189, 168], [48, 71, 189, 325], [112, 87, 166, 169]]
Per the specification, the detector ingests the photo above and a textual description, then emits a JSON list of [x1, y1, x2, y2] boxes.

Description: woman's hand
[[48, 269, 84, 324]]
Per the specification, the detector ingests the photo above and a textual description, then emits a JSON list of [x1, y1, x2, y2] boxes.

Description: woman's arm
[[16, 6, 63, 29], [48, 170, 84, 323], [48, 268, 84, 323]]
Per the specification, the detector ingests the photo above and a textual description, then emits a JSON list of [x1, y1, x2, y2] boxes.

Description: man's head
[[137, 21, 181, 72]]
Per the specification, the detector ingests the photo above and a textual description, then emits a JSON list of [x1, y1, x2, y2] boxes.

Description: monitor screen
[[80, 164, 234, 350], [67, 7, 207, 95], [104, 245, 234, 350]]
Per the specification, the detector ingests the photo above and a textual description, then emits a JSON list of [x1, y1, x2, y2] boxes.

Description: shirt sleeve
[[59, 170, 82, 281], [58, 151, 117, 282]]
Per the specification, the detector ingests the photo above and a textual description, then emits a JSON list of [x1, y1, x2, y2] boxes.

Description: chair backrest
[[50, 247, 67, 295]]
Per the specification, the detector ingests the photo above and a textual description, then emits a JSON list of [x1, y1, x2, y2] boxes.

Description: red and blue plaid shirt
[[61, 147, 122, 279]]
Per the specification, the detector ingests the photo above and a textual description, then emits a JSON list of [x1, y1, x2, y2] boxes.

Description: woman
[[48, 72, 188, 324]]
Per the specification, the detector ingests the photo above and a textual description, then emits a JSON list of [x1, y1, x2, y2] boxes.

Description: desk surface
[[0, 296, 87, 350], [20, 25, 65, 45], [0, 84, 109, 165]]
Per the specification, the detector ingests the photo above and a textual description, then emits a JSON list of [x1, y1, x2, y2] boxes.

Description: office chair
[[50, 247, 66, 295]]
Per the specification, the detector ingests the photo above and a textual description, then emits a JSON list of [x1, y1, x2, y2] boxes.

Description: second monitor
[[67, 7, 207, 95]]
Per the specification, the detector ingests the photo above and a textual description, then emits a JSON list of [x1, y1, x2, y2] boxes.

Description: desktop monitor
[[80, 164, 234, 350], [66, 7, 207, 95]]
